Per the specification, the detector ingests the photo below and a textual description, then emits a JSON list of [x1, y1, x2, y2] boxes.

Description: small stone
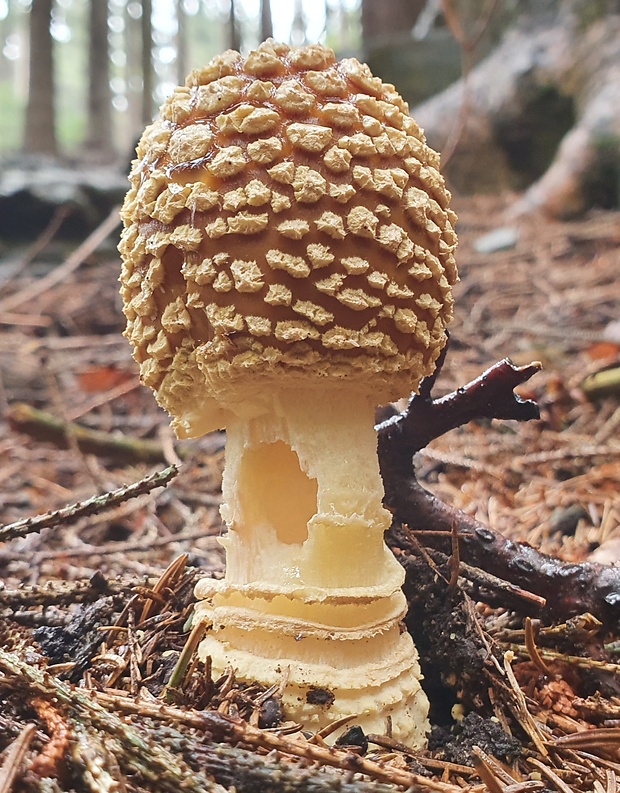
[[474, 226, 519, 254]]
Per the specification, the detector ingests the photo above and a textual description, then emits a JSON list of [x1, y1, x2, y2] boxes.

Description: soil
[[0, 193, 618, 791]]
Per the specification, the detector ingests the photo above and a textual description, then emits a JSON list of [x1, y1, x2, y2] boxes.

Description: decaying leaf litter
[[0, 194, 618, 792]]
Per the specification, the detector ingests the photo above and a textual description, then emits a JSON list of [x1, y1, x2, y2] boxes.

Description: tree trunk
[[141, 0, 154, 126], [414, 2, 620, 217], [260, 0, 273, 42], [125, 0, 142, 146], [176, 0, 188, 85], [361, 0, 425, 47], [0, 0, 14, 82], [24, 0, 57, 156], [86, 0, 114, 159], [228, 0, 241, 52], [291, 0, 306, 45]]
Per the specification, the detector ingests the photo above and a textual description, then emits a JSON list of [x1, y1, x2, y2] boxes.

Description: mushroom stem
[[194, 386, 429, 745]]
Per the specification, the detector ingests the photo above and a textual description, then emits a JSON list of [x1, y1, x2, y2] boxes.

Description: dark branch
[[376, 357, 542, 457], [378, 358, 620, 626]]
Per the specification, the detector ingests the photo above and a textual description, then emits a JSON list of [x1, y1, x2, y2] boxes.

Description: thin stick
[[7, 402, 177, 465], [91, 690, 463, 792], [504, 646, 620, 675], [0, 465, 178, 542]]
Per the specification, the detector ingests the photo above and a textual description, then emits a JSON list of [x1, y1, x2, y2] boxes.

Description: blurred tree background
[[0, 0, 368, 160], [2, 0, 619, 219], [2, 0, 500, 162]]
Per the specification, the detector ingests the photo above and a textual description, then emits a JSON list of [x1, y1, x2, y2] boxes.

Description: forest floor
[[0, 194, 618, 792]]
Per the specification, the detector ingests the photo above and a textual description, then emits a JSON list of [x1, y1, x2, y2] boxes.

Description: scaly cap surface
[[119, 40, 458, 437]]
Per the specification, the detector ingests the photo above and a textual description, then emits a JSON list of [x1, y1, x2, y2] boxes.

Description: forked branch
[[378, 357, 620, 625]]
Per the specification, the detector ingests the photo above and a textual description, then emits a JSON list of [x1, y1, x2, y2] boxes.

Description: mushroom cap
[[119, 40, 458, 438]]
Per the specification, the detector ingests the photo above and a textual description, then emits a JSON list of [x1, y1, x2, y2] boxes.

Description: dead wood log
[[7, 402, 178, 465], [377, 357, 620, 626], [415, 3, 620, 217]]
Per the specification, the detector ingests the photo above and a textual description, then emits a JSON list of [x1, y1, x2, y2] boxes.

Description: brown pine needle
[[472, 753, 505, 793], [552, 728, 620, 751], [0, 724, 36, 793], [605, 769, 617, 793], [524, 617, 551, 675], [472, 745, 518, 785], [503, 652, 549, 757], [139, 552, 189, 624], [527, 757, 576, 793]]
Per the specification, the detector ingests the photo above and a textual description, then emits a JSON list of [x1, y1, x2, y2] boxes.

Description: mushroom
[[119, 40, 458, 746]]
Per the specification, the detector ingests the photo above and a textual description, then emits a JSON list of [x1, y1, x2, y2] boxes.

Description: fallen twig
[[378, 357, 620, 625], [431, 543, 547, 612], [506, 644, 620, 675], [582, 365, 620, 400], [7, 402, 179, 465], [376, 356, 542, 456], [0, 465, 178, 542], [91, 690, 462, 792], [0, 575, 126, 609], [149, 722, 407, 793], [385, 474, 620, 625]]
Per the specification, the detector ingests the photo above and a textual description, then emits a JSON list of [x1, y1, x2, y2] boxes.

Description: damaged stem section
[[194, 386, 429, 745]]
